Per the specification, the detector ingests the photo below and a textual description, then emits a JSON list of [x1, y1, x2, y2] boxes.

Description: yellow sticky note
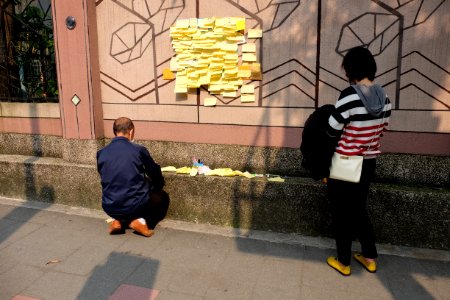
[[222, 44, 238, 52], [188, 81, 200, 88], [198, 75, 210, 85], [223, 91, 237, 97], [222, 84, 236, 90], [215, 18, 227, 27], [237, 69, 251, 78], [226, 34, 245, 42], [189, 168, 198, 176], [242, 43, 256, 53], [196, 68, 208, 75], [176, 19, 190, 28], [236, 18, 246, 31], [224, 53, 239, 60], [250, 63, 262, 80], [170, 57, 178, 71], [198, 18, 215, 28], [224, 68, 238, 76], [241, 84, 254, 94], [268, 176, 285, 182], [209, 62, 223, 69], [204, 97, 217, 106], [176, 75, 187, 85], [248, 28, 262, 38], [175, 85, 188, 94], [163, 68, 175, 80], [189, 18, 198, 28], [161, 166, 177, 172], [241, 94, 255, 103], [222, 65, 235, 71], [209, 85, 222, 92], [176, 166, 193, 174], [188, 71, 199, 79], [242, 53, 257, 62]]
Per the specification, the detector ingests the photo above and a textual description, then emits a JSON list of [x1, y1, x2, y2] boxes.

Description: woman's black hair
[[342, 46, 377, 83]]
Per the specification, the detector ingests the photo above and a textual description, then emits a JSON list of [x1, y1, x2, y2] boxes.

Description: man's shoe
[[109, 220, 123, 235], [353, 253, 377, 273], [129, 219, 154, 237], [327, 256, 351, 276]]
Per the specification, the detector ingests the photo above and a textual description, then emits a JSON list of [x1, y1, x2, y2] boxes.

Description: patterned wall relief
[[320, 0, 449, 133], [96, 0, 449, 133]]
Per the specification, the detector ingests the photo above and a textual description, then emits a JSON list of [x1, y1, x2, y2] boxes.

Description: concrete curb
[[1, 195, 449, 262]]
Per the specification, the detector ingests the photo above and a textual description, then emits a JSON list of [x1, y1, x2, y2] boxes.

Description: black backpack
[[300, 105, 341, 180]]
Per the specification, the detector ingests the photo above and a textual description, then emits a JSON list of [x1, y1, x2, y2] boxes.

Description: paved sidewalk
[[0, 197, 449, 300]]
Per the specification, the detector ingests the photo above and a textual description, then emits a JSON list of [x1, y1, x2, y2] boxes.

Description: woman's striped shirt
[[328, 86, 391, 157]]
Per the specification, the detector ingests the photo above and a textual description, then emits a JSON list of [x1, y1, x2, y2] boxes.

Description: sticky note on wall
[[241, 84, 254, 94], [241, 94, 255, 103], [242, 53, 257, 62], [248, 29, 262, 38], [204, 97, 217, 106], [242, 43, 256, 53], [163, 68, 175, 80]]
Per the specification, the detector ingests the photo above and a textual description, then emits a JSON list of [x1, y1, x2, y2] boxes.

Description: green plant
[[1, 0, 58, 99]]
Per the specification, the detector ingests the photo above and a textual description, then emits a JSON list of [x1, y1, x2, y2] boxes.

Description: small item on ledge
[[268, 176, 285, 182], [175, 166, 193, 174], [198, 165, 211, 175], [161, 166, 177, 172]]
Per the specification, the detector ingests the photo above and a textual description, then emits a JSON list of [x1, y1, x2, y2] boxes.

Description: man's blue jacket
[[96, 137, 165, 217]]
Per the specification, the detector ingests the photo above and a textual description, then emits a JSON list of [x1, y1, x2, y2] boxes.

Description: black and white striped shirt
[[328, 86, 391, 157]]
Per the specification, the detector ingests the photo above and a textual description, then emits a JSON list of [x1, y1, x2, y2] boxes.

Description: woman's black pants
[[327, 158, 378, 266]]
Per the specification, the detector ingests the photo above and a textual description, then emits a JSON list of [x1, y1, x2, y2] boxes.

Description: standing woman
[[326, 46, 391, 276]]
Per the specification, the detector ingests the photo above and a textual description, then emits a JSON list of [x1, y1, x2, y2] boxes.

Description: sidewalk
[[0, 197, 449, 300]]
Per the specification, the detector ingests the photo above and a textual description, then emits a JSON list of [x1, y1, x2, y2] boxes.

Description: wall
[[0, 0, 448, 156], [94, 0, 450, 154]]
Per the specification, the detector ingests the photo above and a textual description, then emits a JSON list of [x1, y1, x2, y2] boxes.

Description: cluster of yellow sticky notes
[[168, 17, 262, 98]]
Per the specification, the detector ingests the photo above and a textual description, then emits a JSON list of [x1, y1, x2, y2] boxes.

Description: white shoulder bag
[[329, 108, 386, 183], [329, 153, 364, 183]]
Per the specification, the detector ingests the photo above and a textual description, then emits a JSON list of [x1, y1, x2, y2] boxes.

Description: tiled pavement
[[0, 197, 449, 300]]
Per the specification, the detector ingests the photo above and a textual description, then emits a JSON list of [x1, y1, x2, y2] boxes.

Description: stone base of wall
[[1, 133, 449, 187], [1, 153, 448, 250]]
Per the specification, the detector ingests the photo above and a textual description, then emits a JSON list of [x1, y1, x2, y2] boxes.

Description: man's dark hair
[[342, 46, 377, 83], [113, 117, 134, 136]]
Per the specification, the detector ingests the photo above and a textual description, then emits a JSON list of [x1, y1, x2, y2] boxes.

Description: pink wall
[[52, 0, 103, 139], [0, 118, 62, 136], [103, 120, 450, 156]]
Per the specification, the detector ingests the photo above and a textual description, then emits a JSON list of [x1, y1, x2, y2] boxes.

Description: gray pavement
[[0, 197, 449, 300]]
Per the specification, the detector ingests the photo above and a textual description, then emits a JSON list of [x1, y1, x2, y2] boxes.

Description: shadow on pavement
[[77, 252, 160, 299]]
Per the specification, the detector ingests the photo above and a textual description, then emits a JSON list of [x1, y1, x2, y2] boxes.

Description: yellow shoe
[[353, 253, 377, 273], [327, 256, 351, 276]]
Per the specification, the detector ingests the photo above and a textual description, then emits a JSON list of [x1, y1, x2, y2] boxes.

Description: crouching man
[[97, 117, 170, 237]]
